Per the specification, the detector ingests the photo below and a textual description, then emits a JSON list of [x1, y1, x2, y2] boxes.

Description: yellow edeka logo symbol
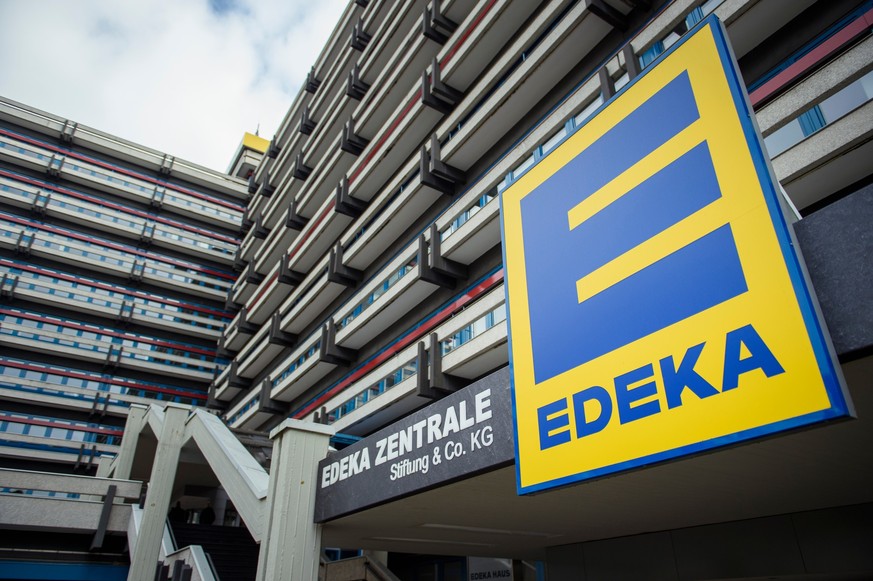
[[501, 19, 850, 493]]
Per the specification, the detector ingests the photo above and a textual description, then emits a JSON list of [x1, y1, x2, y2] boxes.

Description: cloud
[[0, 0, 347, 172]]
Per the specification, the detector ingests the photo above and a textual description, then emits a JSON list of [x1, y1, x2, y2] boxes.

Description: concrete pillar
[[212, 487, 230, 526], [256, 419, 334, 581], [113, 404, 149, 480], [128, 404, 189, 581]]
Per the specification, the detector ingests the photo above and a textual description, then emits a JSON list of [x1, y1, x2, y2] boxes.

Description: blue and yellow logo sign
[[501, 16, 852, 494]]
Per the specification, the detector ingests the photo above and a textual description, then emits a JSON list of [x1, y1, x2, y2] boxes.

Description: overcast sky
[[0, 0, 348, 172]]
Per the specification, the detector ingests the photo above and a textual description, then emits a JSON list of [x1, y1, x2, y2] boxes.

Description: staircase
[[170, 522, 259, 581], [104, 405, 331, 578], [232, 428, 274, 470]]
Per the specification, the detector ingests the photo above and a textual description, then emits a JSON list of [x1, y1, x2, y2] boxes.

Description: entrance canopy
[[319, 356, 872, 559]]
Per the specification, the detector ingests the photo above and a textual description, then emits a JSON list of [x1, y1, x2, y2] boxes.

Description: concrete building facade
[[2, 0, 873, 579], [201, 0, 873, 577], [0, 97, 251, 474], [215, 0, 872, 439]]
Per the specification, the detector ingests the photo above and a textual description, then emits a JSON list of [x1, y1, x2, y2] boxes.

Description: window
[[764, 70, 873, 157]]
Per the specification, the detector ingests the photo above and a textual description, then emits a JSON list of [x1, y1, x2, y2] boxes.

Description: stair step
[[170, 523, 259, 581]]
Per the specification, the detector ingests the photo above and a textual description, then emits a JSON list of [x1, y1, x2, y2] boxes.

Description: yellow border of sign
[[501, 17, 851, 494]]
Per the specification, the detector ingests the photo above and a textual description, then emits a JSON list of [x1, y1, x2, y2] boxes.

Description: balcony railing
[[0, 212, 234, 298], [0, 308, 224, 380], [764, 69, 873, 158], [0, 129, 244, 228], [0, 169, 238, 262], [0, 260, 230, 338], [0, 356, 208, 408]]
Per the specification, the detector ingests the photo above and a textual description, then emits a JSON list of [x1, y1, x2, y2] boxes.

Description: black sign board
[[314, 367, 514, 522]]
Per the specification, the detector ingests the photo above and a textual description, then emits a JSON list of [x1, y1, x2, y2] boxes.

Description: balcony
[[757, 40, 873, 210], [351, 0, 474, 152], [334, 240, 445, 350], [340, 162, 444, 271], [439, 0, 614, 171], [342, 2, 523, 206], [0, 130, 244, 230], [0, 171, 237, 265], [226, 387, 269, 431], [252, 147, 350, 277], [0, 380, 130, 420], [0, 97, 247, 199], [258, 107, 352, 239], [0, 433, 117, 466], [324, 352, 423, 437], [210, 360, 251, 405], [0, 412, 122, 464], [0, 213, 234, 300], [0, 308, 222, 382], [439, 290, 507, 379], [227, 197, 474, 402], [250, 2, 386, 228], [257, 1, 360, 191], [439, 186, 501, 264], [235, 314, 295, 382], [239, 194, 354, 316], [276, 259, 342, 337], [268, 335, 335, 403], [290, 270, 506, 434], [314, 281, 506, 436], [0, 357, 207, 410], [0, 260, 229, 340]]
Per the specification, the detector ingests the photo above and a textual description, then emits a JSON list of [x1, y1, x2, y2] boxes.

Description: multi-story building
[[213, 0, 871, 462], [203, 0, 872, 577], [2, 0, 872, 579], [0, 97, 251, 474]]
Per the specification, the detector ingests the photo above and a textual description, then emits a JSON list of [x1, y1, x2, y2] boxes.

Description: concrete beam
[[0, 495, 130, 534], [186, 408, 269, 540], [0, 468, 141, 500], [128, 404, 189, 581], [108, 404, 149, 480]]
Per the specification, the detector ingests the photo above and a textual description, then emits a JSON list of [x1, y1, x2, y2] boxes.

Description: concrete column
[[256, 419, 334, 581], [112, 404, 149, 480], [128, 404, 189, 581], [212, 488, 230, 526]]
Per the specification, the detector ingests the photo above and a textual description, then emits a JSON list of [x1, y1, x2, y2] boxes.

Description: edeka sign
[[500, 16, 853, 495], [314, 368, 514, 522]]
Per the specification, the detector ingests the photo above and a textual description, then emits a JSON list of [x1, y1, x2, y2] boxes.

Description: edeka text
[[537, 324, 784, 450], [321, 388, 493, 488]]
